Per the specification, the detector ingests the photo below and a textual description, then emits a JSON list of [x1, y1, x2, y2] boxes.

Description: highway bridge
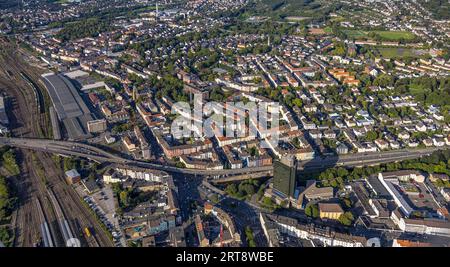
[[0, 137, 444, 177]]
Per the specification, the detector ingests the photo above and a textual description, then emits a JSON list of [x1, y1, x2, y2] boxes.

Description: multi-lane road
[[0, 136, 445, 177]]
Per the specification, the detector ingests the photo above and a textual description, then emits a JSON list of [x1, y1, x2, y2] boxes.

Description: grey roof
[[0, 96, 9, 125], [367, 175, 391, 199], [42, 73, 93, 140], [65, 169, 80, 178]]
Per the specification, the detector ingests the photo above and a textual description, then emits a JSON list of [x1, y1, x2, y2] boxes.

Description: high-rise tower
[[272, 156, 297, 199]]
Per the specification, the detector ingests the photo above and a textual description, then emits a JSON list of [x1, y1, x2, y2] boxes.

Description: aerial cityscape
[[0, 0, 449, 249]]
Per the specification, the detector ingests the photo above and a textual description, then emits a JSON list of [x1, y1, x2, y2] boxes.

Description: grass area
[[343, 29, 366, 39], [329, 15, 346, 23], [376, 47, 416, 58], [375, 31, 416, 41], [375, 47, 428, 59], [244, 0, 327, 19], [285, 16, 311, 21], [343, 29, 416, 41], [324, 26, 333, 33]]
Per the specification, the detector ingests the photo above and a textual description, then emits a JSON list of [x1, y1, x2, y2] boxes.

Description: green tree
[[339, 212, 354, 226], [1, 150, 19, 176], [245, 226, 256, 247], [63, 157, 78, 172], [210, 194, 219, 204], [262, 197, 274, 207], [0, 176, 12, 220], [337, 167, 349, 178], [366, 131, 378, 142], [225, 183, 238, 196], [305, 203, 319, 218], [0, 226, 12, 247], [293, 98, 303, 108], [119, 191, 129, 207], [342, 197, 352, 208]]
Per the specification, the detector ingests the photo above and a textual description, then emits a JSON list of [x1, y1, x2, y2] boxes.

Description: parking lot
[[74, 183, 127, 247]]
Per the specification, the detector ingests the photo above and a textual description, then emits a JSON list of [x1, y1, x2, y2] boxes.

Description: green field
[[374, 31, 416, 41], [375, 47, 428, 59], [342, 29, 416, 41], [329, 15, 346, 23], [243, 0, 330, 20], [285, 16, 312, 21], [324, 26, 333, 33], [54, 0, 70, 4], [343, 29, 367, 39]]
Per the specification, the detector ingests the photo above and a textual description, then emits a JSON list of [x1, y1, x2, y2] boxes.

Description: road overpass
[[0, 137, 444, 177]]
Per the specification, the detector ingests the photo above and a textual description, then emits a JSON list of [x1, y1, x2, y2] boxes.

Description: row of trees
[[0, 175, 16, 221], [244, 226, 256, 247], [311, 150, 450, 189], [338, 212, 355, 226], [0, 147, 18, 246], [1, 149, 19, 176], [63, 156, 79, 172], [261, 196, 281, 211], [0, 226, 12, 247], [224, 179, 262, 200]]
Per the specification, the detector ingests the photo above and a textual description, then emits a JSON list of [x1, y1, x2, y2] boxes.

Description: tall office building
[[272, 156, 297, 199]]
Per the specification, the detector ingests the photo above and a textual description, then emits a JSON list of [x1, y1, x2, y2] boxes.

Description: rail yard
[[0, 38, 112, 247]]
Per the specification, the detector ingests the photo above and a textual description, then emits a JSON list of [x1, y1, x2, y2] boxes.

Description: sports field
[[375, 47, 428, 59], [343, 30, 416, 41]]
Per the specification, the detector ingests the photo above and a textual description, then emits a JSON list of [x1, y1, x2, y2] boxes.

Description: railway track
[[1, 38, 113, 247], [4, 77, 48, 247], [35, 198, 54, 247], [27, 152, 64, 247], [36, 152, 111, 247]]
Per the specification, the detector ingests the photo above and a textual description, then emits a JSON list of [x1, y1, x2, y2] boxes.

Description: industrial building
[[65, 169, 81, 184], [41, 73, 94, 140]]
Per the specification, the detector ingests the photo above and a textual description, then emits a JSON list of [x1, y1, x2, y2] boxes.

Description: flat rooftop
[[367, 175, 391, 199], [41, 73, 93, 140]]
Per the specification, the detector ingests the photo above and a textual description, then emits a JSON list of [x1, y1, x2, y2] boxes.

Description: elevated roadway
[[0, 137, 444, 177]]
